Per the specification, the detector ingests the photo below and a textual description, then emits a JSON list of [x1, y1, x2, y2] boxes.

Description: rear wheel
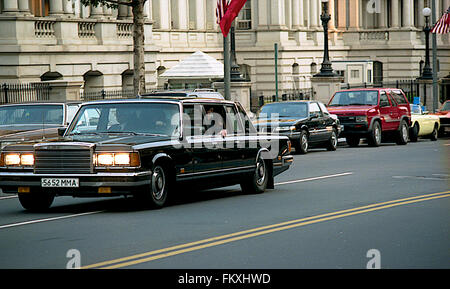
[[241, 156, 269, 194], [396, 120, 409, 145], [18, 191, 54, 212], [326, 129, 338, 151]]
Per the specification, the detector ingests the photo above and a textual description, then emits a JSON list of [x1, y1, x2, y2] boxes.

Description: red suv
[[327, 88, 411, 147]]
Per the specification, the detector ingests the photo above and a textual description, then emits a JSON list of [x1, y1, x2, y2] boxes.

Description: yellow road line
[[82, 191, 450, 269]]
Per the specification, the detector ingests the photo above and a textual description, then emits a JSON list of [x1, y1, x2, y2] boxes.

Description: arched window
[[83, 70, 104, 93], [40, 71, 62, 81]]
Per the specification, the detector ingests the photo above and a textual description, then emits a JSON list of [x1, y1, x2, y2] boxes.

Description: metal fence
[[0, 83, 51, 104], [250, 88, 314, 112], [80, 89, 136, 101], [340, 79, 420, 103]]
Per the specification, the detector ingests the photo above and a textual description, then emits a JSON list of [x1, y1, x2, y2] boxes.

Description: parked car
[[0, 102, 81, 149], [253, 101, 340, 154], [141, 89, 224, 100], [327, 88, 411, 147], [0, 98, 293, 211], [409, 104, 440, 141], [430, 100, 450, 137]]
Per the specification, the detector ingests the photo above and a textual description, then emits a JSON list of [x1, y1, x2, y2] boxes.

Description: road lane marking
[[0, 172, 354, 230], [0, 195, 17, 200], [275, 172, 353, 186], [0, 211, 104, 230], [82, 191, 450, 269]]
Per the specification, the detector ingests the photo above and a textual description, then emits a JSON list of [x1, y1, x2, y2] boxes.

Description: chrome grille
[[34, 149, 92, 174]]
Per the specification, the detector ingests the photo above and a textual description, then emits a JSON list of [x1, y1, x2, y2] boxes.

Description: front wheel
[[430, 125, 438, 141], [241, 157, 269, 194], [295, 130, 309, 154], [368, 121, 382, 147], [18, 191, 54, 212], [409, 123, 419, 142], [135, 164, 170, 209]]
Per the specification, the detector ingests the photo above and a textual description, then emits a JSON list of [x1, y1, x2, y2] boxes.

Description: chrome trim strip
[[178, 165, 255, 177], [0, 171, 151, 177]]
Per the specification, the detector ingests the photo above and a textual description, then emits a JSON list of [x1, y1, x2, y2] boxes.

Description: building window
[[351, 70, 360, 79], [236, 0, 251, 30]]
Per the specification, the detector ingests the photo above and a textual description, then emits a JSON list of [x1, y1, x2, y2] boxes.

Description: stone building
[[0, 0, 449, 97]]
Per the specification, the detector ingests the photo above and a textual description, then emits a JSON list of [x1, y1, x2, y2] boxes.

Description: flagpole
[[431, 0, 438, 112], [224, 35, 231, 101]]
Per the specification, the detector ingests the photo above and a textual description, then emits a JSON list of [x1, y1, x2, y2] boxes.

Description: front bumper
[[273, 155, 294, 176], [339, 122, 370, 137], [0, 171, 151, 196]]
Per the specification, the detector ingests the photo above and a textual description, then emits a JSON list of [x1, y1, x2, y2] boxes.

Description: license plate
[[41, 178, 79, 188]]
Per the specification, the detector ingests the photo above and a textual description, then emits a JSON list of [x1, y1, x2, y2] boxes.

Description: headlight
[[275, 126, 296, 132], [1, 152, 34, 167], [94, 152, 140, 167], [355, 116, 368, 122]]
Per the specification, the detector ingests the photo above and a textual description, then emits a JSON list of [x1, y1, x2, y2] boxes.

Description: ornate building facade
[[0, 0, 449, 96]]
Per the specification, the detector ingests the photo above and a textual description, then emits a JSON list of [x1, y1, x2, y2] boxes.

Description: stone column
[[377, 0, 386, 28], [402, 0, 413, 28], [178, 0, 189, 30], [292, 0, 301, 28], [63, 0, 74, 16], [49, 0, 64, 16], [328, 0, 336, 29], [2, 0, 19, 13], [270, 0, 286, 27], [391, 0, 399, 28], [196, 0, 205, 30], [18, 0, 31, 14], [118, 5, 129, 19], [417, 0, 425, 28], [159, 0, 170, 29], [310, 0, 319, 28], [90, 3, 104, 18]]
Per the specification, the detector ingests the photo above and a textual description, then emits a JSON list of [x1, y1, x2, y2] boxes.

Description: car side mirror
[[310, 113, 318, 119], [58, 127, 67, 137]]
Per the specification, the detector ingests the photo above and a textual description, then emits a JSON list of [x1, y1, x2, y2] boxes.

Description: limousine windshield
[[68, 102, 181, 137]]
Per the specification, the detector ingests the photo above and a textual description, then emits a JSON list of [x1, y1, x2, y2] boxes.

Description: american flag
[[431, 6, 450, 34], [216, 0, 229, 25]]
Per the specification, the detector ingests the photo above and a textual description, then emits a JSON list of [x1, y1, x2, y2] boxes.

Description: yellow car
[[409, 104, 440, 142]]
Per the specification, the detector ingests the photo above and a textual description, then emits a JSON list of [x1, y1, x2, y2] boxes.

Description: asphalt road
[[0, 138, 448, 270]]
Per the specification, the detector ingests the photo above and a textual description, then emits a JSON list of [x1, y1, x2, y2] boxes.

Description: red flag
[[216, 0, 229, 25], [218, 0, 248, 38], [431, 6, 450, 34]]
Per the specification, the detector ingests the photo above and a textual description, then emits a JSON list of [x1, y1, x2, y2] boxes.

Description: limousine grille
[[34, 149, 92, 174]]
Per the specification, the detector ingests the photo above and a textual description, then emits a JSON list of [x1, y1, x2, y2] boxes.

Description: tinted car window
[[379, 92, 390, 107], [68, 103, 181, 137], [390, 91, 408, 105], [258, 102, 308, 118], [225, 105, 244, 134], [0, 105, 63, 125], [309, 102, 323, 117], [329, 90, 378, 106]]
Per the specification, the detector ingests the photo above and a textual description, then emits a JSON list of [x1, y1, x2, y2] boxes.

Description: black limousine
[[0, 98, 293, 211], [253, 101, 340, 154]]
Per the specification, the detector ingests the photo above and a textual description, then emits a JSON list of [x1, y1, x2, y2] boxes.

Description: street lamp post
[[420, 7, 433, 80], [314, 0, 336, 77]]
